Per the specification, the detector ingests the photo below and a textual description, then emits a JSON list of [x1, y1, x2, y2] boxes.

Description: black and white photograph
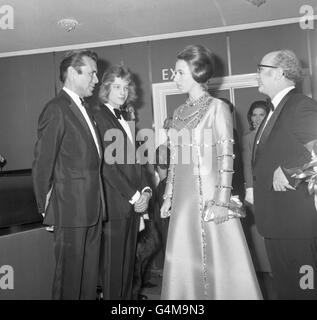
[[0, 0, 317, 304]]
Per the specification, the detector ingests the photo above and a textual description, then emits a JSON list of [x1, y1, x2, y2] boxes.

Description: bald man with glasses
[[252, 50, 317, 299]]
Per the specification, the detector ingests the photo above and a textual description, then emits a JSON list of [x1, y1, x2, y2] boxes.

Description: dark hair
[[98, 65, 136, 105], [177, 44, 214, 86], [155, 144, 170, 170], [247, 100, 270, 131], [273, 49, 304, 83], [59, 49, 98, 83]]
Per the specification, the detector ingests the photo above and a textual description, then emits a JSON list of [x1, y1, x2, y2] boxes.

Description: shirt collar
[[63, 87, 82, 107], [104, 103, 120, 117], [271, 86, 295, 109]]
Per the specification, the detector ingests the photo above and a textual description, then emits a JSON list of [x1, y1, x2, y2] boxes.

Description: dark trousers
[[52, 216, 102, 300], [100, 214, 139, 300], [265, 238, 317, 300], [132, 219, 161, 299]]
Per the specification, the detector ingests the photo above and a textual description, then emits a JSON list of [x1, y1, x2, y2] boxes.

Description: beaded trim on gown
[[161, 93, 262, 300]]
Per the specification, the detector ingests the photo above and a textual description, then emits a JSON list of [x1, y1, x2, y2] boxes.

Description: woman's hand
[[160, 198, 171, 218], [208, 205, 229, 224]]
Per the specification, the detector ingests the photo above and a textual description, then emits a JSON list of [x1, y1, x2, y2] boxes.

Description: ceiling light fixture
[[57, 18, 79, 32], [246, 0, 266, 7]]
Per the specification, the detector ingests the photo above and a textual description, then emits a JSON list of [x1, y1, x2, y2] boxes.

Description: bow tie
[[80, 98, 89, 109], [113, 108, 127, 120]]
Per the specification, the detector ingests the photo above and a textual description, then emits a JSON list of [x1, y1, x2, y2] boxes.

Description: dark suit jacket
[[32, 90, 105, 227], [253, 90, 317, 239], [94, 104, 147, 220]]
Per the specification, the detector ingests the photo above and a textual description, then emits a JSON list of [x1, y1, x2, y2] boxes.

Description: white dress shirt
[[63, 87, 101, 157], [105, 103, 134, 143]]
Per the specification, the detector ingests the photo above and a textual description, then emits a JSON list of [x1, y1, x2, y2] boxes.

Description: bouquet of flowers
[[284, 141, 317, 208]]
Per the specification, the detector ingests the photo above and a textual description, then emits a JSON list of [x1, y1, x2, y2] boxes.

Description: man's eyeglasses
[[257, 64, 278, 73]]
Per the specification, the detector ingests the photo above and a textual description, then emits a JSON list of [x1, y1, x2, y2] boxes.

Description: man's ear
[[274, 67, 284, 80], [68, 66, 76, 78]]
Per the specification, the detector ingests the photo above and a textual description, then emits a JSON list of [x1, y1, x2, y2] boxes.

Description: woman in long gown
[[160, 44, 262, 300]]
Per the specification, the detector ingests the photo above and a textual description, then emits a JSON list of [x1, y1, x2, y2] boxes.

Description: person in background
[[242, 101, 270, 205], [152, 144, 171, 272], [160, 44, 261, 299], [241, 100, 272, 298], [132, 170, 161, 300], [32, 49, 105, 300], [132, 120, 173, 300], [94, 65, 152, 300]]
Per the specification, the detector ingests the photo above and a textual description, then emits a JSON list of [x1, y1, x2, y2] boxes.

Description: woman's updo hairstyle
[[177, 44, 214, 85]]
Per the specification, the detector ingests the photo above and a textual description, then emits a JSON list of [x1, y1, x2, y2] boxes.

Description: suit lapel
[[100, 104, 139, 180], [61, 90, 101, 158], [102, 104, 135, 148], [252, 112, 269, 165], [253, 89, 296, 165], [85, 107, 103, 158]]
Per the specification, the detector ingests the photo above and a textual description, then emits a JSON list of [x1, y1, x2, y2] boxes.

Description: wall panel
[[150, 33, 229, 83], [230, 23, 310, 75], [0, 53, 55, 171], [121, 42, 153, 131]]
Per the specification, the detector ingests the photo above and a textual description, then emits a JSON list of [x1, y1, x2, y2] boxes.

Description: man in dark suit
[[32, 50, 105, 299], [253, 49, 317, 299], [94, 65, 151, 300]]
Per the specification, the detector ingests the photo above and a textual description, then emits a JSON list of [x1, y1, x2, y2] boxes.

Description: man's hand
[[134, 192, 150, 213], [273, 166, 296, 191]]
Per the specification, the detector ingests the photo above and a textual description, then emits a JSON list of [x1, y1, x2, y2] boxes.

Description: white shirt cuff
[[141, 186, 152, 195], [245, 187, 254, 204], [139, 217, 145, 232], [129, 190, 141, 204]]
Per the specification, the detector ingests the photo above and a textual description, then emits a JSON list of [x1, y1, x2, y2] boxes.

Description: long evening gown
[[161, 93, 262, 300]]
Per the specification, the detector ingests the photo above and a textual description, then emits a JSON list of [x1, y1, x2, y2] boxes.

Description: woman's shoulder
[[210, 97, 230, 111], [206, 97, 232, 118]]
